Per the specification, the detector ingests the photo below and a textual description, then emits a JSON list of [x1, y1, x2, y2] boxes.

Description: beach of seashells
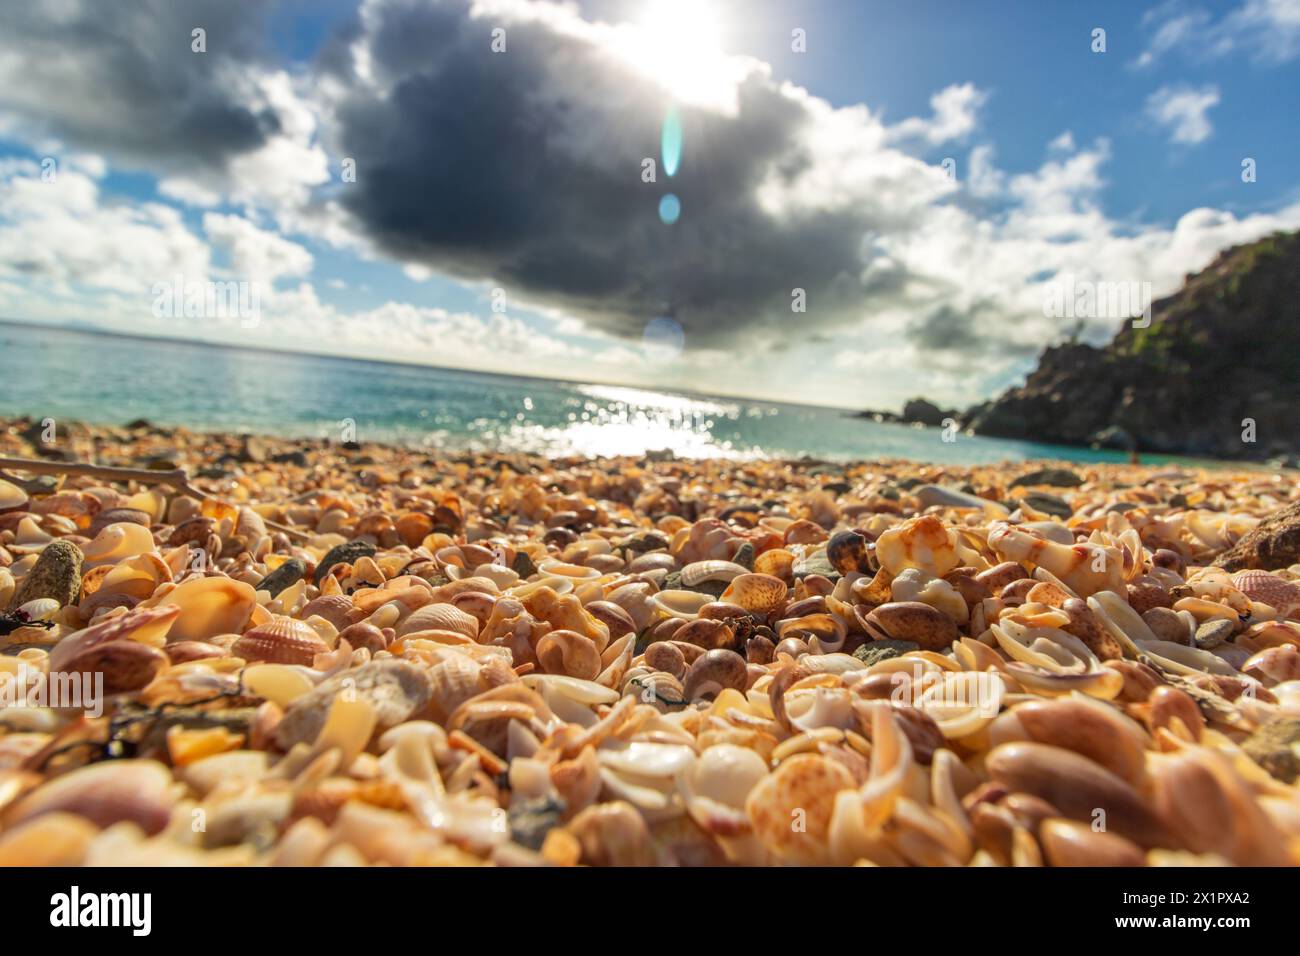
[[2, 420, 1300, 866]]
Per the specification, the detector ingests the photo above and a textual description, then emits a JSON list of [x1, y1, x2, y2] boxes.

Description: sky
[[0, 0, 1297, 411]]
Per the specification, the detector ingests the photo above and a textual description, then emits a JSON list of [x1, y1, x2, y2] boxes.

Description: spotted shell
[[232, 615, 329, 666], [720, 573, 788, 616]]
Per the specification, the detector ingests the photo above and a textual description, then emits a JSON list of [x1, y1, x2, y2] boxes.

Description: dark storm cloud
[[0, 0, 279, 172], [323, 0, 947, 345], [905, 302, 1042, 358]]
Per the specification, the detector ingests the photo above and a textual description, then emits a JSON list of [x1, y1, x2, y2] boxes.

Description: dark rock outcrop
[[963, 231, 1300, 460]]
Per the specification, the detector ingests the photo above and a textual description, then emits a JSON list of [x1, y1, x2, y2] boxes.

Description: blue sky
[[0, 0, 1297, 409]]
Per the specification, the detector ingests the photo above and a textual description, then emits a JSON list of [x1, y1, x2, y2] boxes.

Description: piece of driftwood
[[0, 456, 311, 541]]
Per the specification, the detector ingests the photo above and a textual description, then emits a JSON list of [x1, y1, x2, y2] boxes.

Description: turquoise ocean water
[[0, 321, 1193, 465]]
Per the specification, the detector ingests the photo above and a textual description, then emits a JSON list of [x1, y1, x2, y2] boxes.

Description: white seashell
[[649, 589, 713, 620], [916, 671, 1004, 738], [787, 688, 857, 733], [1136, 639, 1238, 677], [680, 560, 748, 587], [16, 598, 60, 622], [598, 767, 677, 811], [521, 673, 620, 705], [597, 741, 697, 777]]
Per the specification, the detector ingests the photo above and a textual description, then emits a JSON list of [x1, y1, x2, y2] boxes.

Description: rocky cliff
[[963, 230, 1300, 460]]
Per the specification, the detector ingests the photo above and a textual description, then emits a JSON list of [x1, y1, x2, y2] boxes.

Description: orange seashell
[[5, 760, 175, 835], [0, 812, 100, 866], [394, 512, 434, 548], [232, 615, 329, 666], [720, 573, 789, 617]]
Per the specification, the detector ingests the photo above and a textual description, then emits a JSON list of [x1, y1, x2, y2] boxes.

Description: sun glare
[[619, 0, 735, 111]]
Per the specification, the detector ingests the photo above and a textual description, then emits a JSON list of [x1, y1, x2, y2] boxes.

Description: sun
[[618, 0, 736, 111]]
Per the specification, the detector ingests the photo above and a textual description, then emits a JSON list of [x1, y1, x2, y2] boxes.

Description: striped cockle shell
[[232, 615, 329, 666], [397, 602, 479, 640], [1232, 570, 1300, 614], [299, 595, 356, 631]]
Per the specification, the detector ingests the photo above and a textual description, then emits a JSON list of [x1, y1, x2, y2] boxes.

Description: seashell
[[673, 617, 735, 650], [681, 560, 749, 587], [585, 600, 636, 640], [395, 512, 435, 547], [232, 615, 329, 666], [1232, 569, 1300, 614], [875, 515, 961, 578], [597, 741, 696, 777], [299, 595, 356, 631], [682, 648, 749, 701], [275, 659, 433, 751], [987, 697, 1148, 782], [915, 671, 1004, 739], [1243, 645, 1300, 686], [81, 522, 155, 569], [746, 753, 856, 864], [5, 759, 175, 835], [0, 811, 100, 865], [566, 801, 659, 867], [858, 601, 957, 652], [242, 663, 316, 706], [719, 573, 788, 617], [1147, 746, 1289, 865], [678, 743, 768, 841], [523, 673, 621, 706], [62, 638, 168, 695], [649, 589, 713, 620], [1138, 639, 1238, 677], [0, 478, 28, 511], [989, 522, 1123, 597], [985, 742, 1174, 849], [754, 548, 795, 581], [397, 601, 479, 640], [152, 576, 257, 643], [536, 630, 602, 680], [425, 653, 487, 722], [825, 530, 872, 576], [48, 604, 181, 672], [1039, 818, 1145, 867]]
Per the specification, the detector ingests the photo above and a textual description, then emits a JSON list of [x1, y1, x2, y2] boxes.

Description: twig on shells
[[0, 455, 311, 542]]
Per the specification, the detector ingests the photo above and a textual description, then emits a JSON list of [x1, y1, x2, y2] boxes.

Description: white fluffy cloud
[[1145, 84, 1220, 145], [1136, 0, 1300, 67]]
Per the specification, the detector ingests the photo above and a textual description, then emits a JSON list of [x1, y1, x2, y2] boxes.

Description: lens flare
[[662, 106, 682, 177], [658, 193, 681, 224]]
